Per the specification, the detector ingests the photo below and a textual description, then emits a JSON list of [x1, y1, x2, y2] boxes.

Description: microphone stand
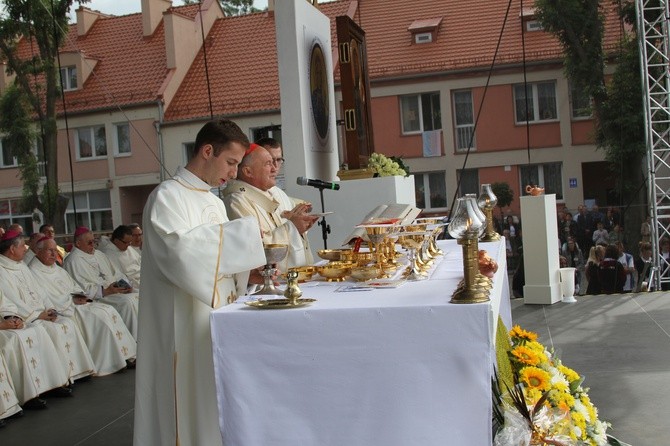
[[316, 186, 331, 249]]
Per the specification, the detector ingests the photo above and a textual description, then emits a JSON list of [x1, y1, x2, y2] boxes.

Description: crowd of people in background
[[506, 204, 665, 298]]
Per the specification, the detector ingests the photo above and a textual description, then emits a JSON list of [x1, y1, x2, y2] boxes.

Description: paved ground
[[2, 292, 668, 445]]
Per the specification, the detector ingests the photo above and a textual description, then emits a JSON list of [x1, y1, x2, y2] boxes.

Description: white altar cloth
[[211, 240, 511, 446]]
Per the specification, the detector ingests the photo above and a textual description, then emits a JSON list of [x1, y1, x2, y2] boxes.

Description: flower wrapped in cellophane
[[494, 325, 626, 446]]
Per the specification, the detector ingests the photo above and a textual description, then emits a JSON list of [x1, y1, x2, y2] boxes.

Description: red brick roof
[[8, 0, 624, 121]]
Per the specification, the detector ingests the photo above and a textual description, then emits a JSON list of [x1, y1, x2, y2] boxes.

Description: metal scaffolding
[[637, 0, 670, 289]]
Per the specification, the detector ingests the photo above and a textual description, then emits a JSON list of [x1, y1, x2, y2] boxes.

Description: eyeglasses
[[272, 157, 285, 166]]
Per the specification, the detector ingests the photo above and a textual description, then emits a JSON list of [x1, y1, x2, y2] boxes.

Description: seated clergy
[[63, 227, 139, 340], [98, 225, 141, 289], [223, 143, 318, 271], [0, 289, 70, 409], [23, 232, 43, 265], [128, 222, 143, 256], [30, 237, 136, 375], [0, 230, 95, 382]]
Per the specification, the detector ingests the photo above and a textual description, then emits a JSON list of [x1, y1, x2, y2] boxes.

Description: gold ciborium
[[359, 224, 399, 275], [448, 197, 490, 304], [477, 184, 501, 242], [415, 217, 447, 257], [255, 243, 288, 295]]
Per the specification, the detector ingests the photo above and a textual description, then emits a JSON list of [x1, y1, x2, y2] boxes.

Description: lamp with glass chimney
[[448, 196, 491, 303], [477, 184, 501, 242]]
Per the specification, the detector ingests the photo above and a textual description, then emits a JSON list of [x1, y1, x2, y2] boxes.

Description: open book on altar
[[342, 203, 422, 246]]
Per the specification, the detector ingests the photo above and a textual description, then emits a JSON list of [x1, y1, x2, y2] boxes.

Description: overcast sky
[[70, 0, 269, 17]]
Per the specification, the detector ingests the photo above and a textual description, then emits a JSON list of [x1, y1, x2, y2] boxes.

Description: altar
[[210, 239, 511, 445]]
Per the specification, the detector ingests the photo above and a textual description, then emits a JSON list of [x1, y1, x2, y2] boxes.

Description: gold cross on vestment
[[2, 390, 9, 402], [69, 360, 74, 371], [26, 337, 34, 348], [65, 342, 71, 353], [61, 324, 69, 334], [35, 377, 41, 388], [116, 330, 122, 341], [0, 372, 4, 383], [227, 291, 237, 305], [121, 346, 128, 356], [112, 315, 118, 324], [30, 358, 37, 369]]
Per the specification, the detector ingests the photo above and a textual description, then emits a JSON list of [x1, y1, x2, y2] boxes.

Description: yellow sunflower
[[510, 345, 541, 366], [520, 366, 552, 391], [558, 364, 580, 383], [509, 325, 538, 342]]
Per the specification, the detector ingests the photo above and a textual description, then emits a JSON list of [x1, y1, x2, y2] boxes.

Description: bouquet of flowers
[[494, 325, 629, 446], [367, 153, 409, 177]]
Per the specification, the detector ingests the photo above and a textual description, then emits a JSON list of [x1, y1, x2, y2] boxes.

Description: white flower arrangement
[[367, 153, 408, 177]]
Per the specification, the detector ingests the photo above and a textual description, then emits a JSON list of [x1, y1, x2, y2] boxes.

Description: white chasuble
[[0, 353, 21, 420], [29, 259, 135, 375], [0, 291, 69, 403], [133, 166, 265, 446], [0, 256, 95, 380], [63, 247, 139, 339], [99, 237, 142, 289], [224, 180, 312, 271]]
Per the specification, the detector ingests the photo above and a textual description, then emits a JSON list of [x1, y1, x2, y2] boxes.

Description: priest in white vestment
[[30, 237, 136, 375], [63, 227, 139, 339], [224, 143, 318, 272], [128, 223, 142, 257], [98, 225, 142, 289], [0, 289, 69, 406], [134, 120, 266, 446], [0, 350, 21, 422], [0, 233, 95, 381]]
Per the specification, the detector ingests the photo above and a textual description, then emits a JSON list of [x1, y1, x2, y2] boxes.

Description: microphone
[[297, 177, 340, 191]]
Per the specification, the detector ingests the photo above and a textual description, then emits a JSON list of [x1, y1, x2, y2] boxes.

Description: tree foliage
[[534, 0, 646, 245], [0, 0, 84, 231], [183, 0, 258, 16], [491, 182, 514, 222]]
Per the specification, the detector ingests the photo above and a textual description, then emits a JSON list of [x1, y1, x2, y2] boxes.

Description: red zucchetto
[[0, 230, 22, 242], [74, 226, 90, 237]]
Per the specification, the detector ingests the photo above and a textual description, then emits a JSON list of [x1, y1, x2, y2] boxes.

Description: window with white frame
[[76, 125, 107, 159], [251, 126, 282, 144], [453, 90, 475, 151], [59, 66, 78, 91], [513, 81, 557, 123], [0, 138, 18, 168], [414, 172, 447, 210], [114, 123, 131, 155], [0, 198, 35, 232], [520, 162, 563, 200], [64, 190, 113, 233], [400, 92, 441, 134], [570, 83, 592, 119], [456, 168, 479, 196]]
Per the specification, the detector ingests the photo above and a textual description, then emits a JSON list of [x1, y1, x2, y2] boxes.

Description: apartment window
[[400, 92, 441, 134], [514, 82, 557, 123], [525, 20, 543, 32], [60, 66, 78, 91], [456, 168, 480, 196], [0, 198, 34, 232], [64, 190, 113, 233], [114, 123, 131, 155], [76, 125, 107, 159], [520, 162, 563, 200], [453, 90, 475, 151], [570, 84, 592, 119], [414, 172, 447, 210], [0, 138, 18, 168]]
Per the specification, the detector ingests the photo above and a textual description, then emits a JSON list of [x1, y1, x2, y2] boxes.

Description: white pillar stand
[[520, 194, 562, 304], [559, 267, 577, 303]]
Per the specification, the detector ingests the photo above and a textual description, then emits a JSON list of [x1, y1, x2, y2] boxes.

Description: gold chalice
[[359, 224, 399, 276], [398, 231, 429, 281]]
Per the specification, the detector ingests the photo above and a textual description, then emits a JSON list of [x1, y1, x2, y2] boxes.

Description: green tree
[[491, 182, 514, 225], [534, 0, 645, 247], [0, 0, 85, 232], [183, 0, 258, 16]]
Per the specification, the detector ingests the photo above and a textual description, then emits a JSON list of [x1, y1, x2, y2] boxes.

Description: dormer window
[[408, 17, 442, 45], [520, 7, 543, 32], [60, 66, 78, 91]]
